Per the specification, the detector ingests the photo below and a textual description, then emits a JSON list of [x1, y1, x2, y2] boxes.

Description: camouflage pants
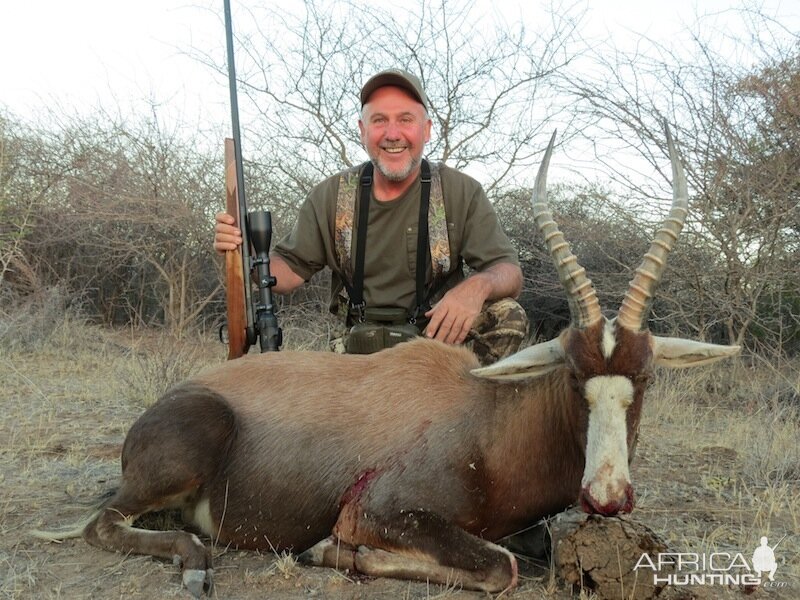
[[466, 297, 529, 365], [330, 297, 528, 366]]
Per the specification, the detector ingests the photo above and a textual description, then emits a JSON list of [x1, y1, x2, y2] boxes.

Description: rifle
[[222, 0, 282, 358]]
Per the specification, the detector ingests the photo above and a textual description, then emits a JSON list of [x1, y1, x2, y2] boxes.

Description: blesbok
[[38, 127, 738, 596]]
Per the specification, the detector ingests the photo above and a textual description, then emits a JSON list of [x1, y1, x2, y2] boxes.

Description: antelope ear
[[471, 338, 565, 381], [652, 336, 741, 368]]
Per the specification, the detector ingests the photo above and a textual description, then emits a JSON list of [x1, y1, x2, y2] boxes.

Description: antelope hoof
[[299, 536, 357, 571], [182, 568, 213, 598], [297, 542, 326, 566]]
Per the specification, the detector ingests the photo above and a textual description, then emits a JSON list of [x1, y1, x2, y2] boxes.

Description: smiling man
[[359, 83, 431, 188], [214, 69, 527, 364]]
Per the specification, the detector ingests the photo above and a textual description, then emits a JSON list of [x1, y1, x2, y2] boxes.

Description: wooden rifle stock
[[224, 138, 251, 359]]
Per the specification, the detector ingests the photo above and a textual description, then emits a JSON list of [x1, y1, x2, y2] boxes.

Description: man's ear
[[358, 119, 367, 146]]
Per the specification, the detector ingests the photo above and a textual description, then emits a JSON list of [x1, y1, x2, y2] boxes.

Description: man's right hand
[[215, 213, 305, 294], [214, 212, 243, 253]]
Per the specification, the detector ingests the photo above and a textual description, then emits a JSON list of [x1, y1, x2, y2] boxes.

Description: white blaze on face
[[601, 318, 617, 359], [582, 375, 633, 505]]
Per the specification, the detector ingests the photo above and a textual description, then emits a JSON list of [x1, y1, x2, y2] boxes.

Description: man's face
[[359, 86, 432, 183]]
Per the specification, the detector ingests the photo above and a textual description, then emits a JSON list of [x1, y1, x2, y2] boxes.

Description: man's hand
[[213, 212, 304, 294], [214, 212, 243, 253], [423, 262, 523, 345], [424, 280, 485, 344]]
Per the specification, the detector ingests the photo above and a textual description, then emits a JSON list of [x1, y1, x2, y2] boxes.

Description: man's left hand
[[422, 262, 523, 345], [423, 280, 486, 345]]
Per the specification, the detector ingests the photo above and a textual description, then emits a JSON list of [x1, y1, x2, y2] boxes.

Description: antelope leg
[[332, 503, 518, 593]]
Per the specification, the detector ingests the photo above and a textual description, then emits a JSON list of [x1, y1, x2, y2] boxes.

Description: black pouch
[[344, 307, 420, 354]]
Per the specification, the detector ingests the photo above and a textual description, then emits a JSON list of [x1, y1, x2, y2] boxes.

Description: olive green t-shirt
[[273, 162, 518, 314]]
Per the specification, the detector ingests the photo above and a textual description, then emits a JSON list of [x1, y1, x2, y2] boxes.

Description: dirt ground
[[1, 329, 797, 599]]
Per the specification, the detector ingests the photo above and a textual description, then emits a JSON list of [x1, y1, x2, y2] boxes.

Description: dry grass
[[634, 359, 800, 594], [112, 334, 220, 408], [1, 310, 798, 598]]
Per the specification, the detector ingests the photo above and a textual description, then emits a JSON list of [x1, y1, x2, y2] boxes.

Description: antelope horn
[[532, 131, 602, 329], [617, 123, 689, 331]]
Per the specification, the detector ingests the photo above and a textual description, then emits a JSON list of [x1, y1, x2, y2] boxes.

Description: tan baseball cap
[[360, 69, 428, 109]]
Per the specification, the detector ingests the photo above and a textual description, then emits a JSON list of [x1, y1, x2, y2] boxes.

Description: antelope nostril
[[621, 483, 635, 513], [579, 485, 634, 516]]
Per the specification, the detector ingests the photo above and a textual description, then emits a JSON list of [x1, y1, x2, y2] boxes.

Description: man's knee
[[329, 335, 347, 354], [468, 298, 529, 365]]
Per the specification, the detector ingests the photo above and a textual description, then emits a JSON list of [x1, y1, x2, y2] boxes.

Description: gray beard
[[372, 155, 420, 182]]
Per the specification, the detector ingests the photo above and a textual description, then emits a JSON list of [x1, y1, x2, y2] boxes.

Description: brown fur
[[78, 332, 653, 594]]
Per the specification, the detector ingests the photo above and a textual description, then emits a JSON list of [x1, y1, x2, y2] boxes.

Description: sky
[[1, 0, 797, 188], [3, 0, 797, 124], [1, 0, 225, 127]]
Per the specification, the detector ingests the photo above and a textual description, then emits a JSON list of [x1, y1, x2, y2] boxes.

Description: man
[[214, 69, 527, 364]]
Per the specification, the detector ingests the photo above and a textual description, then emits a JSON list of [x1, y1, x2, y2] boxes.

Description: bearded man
[[214, 69, 527, 364]]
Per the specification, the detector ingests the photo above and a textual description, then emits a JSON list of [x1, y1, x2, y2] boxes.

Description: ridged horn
[[532, 130, 602, 329], [617, 123, 689, 331]]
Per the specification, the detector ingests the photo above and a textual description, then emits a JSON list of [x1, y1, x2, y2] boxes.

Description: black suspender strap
[[411, 160, 431, 323]]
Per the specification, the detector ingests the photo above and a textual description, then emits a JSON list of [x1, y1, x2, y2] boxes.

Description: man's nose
[[384, 121, 401, 139]]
